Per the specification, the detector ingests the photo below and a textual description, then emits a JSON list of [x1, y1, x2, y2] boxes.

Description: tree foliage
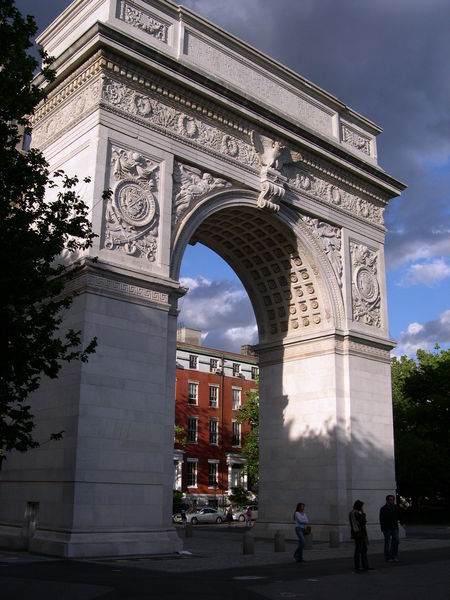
[[229, 485, 252, 507], [174, 424, 187, 447], [0, 0, 101, 460], [236, 382, 259, 487], [392, 346, 450, 504]]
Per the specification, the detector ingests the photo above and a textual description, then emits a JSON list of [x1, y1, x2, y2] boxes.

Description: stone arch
[[171, 188, 345, 345], [0, 0, 405, 559]]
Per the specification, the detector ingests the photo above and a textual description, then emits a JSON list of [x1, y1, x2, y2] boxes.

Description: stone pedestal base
[[0, 524, 182, 558]]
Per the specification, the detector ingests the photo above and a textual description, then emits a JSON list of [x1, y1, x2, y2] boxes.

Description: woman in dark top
[[349, 500, 372, 572]]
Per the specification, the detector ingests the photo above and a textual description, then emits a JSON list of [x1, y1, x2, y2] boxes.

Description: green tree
[[229, 485, 252, 507], [174, 424, 187, 447], [0, 0, 102, 461], [392, 345, 450, 505], [236, 382, 259, 487]]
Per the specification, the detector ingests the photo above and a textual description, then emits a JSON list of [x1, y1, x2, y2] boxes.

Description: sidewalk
[[92, 523, 450, 573]]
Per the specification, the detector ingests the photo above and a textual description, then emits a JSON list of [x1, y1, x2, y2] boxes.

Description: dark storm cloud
[[184, 0, 450, 273]]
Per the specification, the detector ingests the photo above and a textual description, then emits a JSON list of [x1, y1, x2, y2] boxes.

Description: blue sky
[[16, 0, 450, 356]]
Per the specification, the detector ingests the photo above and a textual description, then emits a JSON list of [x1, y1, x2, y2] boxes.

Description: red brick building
[[174, 328, 258, 507]]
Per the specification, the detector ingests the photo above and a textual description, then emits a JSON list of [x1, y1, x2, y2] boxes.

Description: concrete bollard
[[274, 529, 285, 552], [243, 531, 255, 554], [329, 530, 340, 548], [185, 523, 193, 538], [304, 532, 313, 549]]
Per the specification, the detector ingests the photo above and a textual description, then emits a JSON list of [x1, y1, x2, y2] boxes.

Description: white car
[[187, 507, 226, 525], [233, 505, 259, 521]]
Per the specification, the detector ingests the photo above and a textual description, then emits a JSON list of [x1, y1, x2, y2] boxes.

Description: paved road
[[1, 525, 449, 599]]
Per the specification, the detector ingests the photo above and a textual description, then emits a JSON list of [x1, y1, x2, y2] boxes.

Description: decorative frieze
[[31, 77, 102, 149], [300, 216, 342, 286], [341, 125, 371, 156], [103, 146, 160, 261], [119, 1, 169, 42], [31, 53, 388, 230], [288, 167, 384, 227], [350, 241, 381, 327], [101, 77, 258, 169], [172, 162, 232, 224]]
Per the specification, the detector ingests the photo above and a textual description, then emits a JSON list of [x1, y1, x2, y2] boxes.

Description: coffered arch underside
[[172, 191, 343, 345]]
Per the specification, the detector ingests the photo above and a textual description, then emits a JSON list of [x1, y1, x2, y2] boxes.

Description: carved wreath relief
[[288, 168, 383, 226], [172, 162, 231, 225], [350, 242, 381, 327], [104, 147, 160, 260]]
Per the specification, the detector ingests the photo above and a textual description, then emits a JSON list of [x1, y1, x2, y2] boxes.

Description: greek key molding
[[87, 274, 169, 304], [103, 145, 160, 261], [119, 0, 169, 42], [345, 340, 391, 362], [350, 241, 381, 327]]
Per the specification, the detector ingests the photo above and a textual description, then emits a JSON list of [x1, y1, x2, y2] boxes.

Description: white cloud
[[178, 277, 257, 352], [399, 258, 450, 286], [393, 309, 450, 356]]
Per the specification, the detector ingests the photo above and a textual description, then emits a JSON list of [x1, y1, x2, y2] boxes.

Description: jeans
[[294, 526, 305, 561], [383, 528, 400, 559], [354, 536, 369, 570]]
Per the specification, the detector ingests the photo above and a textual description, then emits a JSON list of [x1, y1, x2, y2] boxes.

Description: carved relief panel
[[350, 241, 381, 327], [102, 145, 160, 261], [172, 161, 232, 226]]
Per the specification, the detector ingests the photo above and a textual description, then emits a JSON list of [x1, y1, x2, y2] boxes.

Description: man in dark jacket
[[379, 494, 404, 561]]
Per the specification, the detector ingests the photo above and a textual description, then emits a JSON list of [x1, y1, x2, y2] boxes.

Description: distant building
[[174, 327, 258, 507]]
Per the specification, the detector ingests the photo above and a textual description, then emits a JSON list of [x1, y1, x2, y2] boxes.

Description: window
[[187, 460, 198, 487], [232, 387, 241, 410], [189, 354, 197, 369], [209, 419, 218, 445], [232, 421, 241, 447], [187, 417, 198, 443], [210, 358, 218, 373], [208, 462, 219, 487], [251, 366, 258, 380], [209, 385, 219, 408], [188, 382, 198, 405], [232, 362, 240, 377]]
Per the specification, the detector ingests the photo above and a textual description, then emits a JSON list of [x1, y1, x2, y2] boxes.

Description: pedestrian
[[380, 494, 405, 562], [293, 502, 309, 563], [180, 508, 187, 528], [226, 505, 233, 527], [349, 500, 373, 572], [246, 506, 252, 527]]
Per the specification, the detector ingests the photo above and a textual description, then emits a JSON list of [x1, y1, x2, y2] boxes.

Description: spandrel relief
[[301, 216, 343, 286], [103, 147, 160, 261], [350, 241, 381, 327], [172, 162, 232, 225]]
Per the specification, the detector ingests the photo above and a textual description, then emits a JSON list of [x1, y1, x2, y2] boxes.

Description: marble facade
[[0, 0, 405, 556]]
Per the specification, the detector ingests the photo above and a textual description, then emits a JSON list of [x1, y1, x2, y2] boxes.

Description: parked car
[[187, 507, 226, 525], [233, 505, 259, 521]]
